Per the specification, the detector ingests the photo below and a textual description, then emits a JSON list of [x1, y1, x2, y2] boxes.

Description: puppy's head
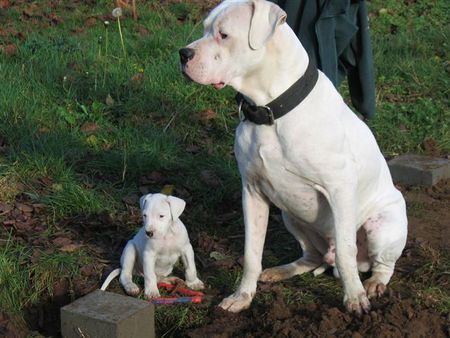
[[179, 0, 286, 90], [139, 193, 186, 238]]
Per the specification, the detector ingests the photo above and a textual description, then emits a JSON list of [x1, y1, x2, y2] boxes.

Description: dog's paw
[[186, 278, 205, 290], [218, 291, 253, 313], [144, 289, 161, 300], [123, 282, 140, 296], [363, 277, 386, 299], [344, 291, 371, 317]]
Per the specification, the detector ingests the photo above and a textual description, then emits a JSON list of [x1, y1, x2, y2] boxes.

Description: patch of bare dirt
[[188, 295, 448, 338]]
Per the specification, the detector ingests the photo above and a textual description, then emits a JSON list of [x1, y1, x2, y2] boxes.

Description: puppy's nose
[[146, 230, 154, 238], [179, 48, 195, 64]]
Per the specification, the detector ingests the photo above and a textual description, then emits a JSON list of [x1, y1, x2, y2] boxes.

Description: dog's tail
[[100, 268, 121, 291]]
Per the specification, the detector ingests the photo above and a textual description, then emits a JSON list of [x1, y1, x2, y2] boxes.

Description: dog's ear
[[166, 196, 186, 221], [249, 0, 286, 50], [139, 194, 152, 210]]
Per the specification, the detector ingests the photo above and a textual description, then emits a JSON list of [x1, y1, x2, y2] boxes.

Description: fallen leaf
[[1, 43, 17, 57], [86, 135, 98, 147], [399, 124, 408, 132], [0, 203, 13, 214], [140, 171, 163, 185], [80, 264, 96, 276], [160, 184, 174, 195], [52, 237, 71, 247], [122, 194, 139, 205], [197, 109, 218, 121], [136, 25, 150, 37], [51, 183, 63, 191], [60, 243, 82, 253], [0, 0, 10, 9], [39, 176, 53, 186], [71, 26, 85, 35], [130, 73, 144, 89], [47, 12, 62, 25], [210, 251, 229, 261], [98, 209, 113, 224], [15, 203, 33, 213], [85, 17, 97, 27], [80, 122, 98, 134], [15, 221, 33, 233], [30, 250, 41, 263], [3, 220, 15, 226]]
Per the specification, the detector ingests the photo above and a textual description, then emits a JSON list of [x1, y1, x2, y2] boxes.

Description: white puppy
[[180, 0, 407, 315], [101, 193, 204, 298]]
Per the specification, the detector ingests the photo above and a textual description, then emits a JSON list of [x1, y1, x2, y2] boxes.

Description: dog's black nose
[[146, 230, 153, 238], [179, 48, 195, 64]]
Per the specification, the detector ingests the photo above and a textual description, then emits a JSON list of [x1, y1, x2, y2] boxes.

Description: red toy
[[151, 282, 204, 305]]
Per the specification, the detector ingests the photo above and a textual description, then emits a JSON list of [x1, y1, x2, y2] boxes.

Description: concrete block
[[388, 154, 450, 186], [61, 290, 154, 338]]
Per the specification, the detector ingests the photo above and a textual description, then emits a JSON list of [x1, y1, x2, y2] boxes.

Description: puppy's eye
[[159, 215, 165, 219], [219, 31, 228, 40]]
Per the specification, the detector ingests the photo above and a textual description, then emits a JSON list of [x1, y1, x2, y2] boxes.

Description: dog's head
[[179, 0, 286, 90], [139, 193, 186, 238]]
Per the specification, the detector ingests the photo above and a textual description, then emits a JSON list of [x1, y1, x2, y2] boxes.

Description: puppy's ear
[[166, 196, 186, 222], [139, 194, 152, 210], [249, 0, 286, 50]]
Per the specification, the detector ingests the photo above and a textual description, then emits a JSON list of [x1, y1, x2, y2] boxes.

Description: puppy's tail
[[100, 268, 121, 291]]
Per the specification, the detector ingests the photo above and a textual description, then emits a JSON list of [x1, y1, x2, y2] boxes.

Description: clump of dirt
[[187, 293, 448, 338]]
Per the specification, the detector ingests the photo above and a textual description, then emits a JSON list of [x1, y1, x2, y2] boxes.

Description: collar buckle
[[261, 106, 274, 125]]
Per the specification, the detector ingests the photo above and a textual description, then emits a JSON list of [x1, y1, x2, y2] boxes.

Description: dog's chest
[[235, 124, 329, 224]]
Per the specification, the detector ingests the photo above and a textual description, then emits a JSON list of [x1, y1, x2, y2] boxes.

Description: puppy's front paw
[[123, 282, 140, 296], [344, 291, 371, 317], [219, 291, 253, 313], [186, 278, 204, 290], [144, 289, 161, 300]]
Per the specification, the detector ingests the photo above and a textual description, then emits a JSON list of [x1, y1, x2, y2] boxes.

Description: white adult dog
[[180, 0, 407, 315], [101, 193, 204, 298]]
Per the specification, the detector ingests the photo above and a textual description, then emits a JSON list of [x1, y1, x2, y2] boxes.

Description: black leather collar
[[236, 61, 318, 125]]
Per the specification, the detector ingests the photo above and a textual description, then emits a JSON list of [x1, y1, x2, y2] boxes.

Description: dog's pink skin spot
[[323, 238, 336, 265], [363, 214, 383, 240]]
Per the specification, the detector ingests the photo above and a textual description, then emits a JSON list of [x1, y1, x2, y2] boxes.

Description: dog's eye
[[219, 31, 228, 40], [159, 215, 165, 219]]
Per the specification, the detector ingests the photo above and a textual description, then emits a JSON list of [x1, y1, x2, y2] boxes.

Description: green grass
[[0, 234, 92, 325], [0, 0, 449, 335], [367, 0, 450, 156]]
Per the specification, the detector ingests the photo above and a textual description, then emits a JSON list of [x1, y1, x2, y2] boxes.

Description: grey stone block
[[61, 290, 154, 338], [388, 154, 450, 186]]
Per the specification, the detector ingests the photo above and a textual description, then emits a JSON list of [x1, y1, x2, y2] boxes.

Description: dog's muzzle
[[145, 230, 154, 238]]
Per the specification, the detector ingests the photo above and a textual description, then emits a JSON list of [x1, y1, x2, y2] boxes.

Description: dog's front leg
[[219, 185, 269, 313], [181, 243, 204, 290], [142, 251, 160, 299], [323, 177, 371, 316]]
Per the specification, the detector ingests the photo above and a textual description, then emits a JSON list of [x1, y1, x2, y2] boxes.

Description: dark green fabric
[[271, 0, 376, 119]]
